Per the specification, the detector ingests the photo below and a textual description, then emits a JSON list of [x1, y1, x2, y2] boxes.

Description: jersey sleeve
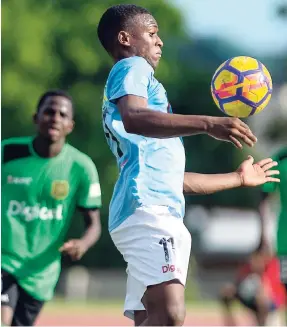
[[107, 57, 153, 102], [1, 138, 18, 164], [1, 138, 12, 162], [1, 140, 5, 162], [77, 157, 102, 209]]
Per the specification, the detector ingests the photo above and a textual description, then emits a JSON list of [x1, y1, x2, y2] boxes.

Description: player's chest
[[2, 158, 78, 202], [148, 79, 169, 112]]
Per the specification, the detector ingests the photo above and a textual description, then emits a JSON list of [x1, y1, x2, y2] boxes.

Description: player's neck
[[32, 136, 65, 158], [114, 49, 137, 62]]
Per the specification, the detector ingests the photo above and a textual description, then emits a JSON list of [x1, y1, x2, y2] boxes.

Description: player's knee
[[144, 280, 186, 325], [150, 303, 186, 326], [165, 303, 186, 326]]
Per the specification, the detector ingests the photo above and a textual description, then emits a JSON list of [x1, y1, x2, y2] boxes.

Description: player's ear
[[118, 31, 131, 47], [66, 120, 75, 135]]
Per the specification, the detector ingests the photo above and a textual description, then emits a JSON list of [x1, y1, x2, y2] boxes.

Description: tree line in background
[[2, 0, 283, 267]]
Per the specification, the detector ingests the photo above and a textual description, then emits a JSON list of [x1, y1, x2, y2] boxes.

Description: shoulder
[[276, 147, 287, 162], [109, 56, 153, 77], [2, 136, 32, 147], [65, 144, 97, 171], [2, 137, 33, 163], [268, 147, 287, 165]]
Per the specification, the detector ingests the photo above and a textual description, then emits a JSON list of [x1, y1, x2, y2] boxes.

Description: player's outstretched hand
[[236, 156, 280, 187], [59, 239, 88, 261], [207, 117, 257, 149]]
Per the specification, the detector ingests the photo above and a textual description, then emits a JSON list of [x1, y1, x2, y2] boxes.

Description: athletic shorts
[[110, 206, 192, 320], [1, 270, 44, 326]]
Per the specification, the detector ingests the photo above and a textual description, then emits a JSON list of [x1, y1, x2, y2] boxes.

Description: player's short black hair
[[36, 89, 74, 115], [97, 4, 151, 55]]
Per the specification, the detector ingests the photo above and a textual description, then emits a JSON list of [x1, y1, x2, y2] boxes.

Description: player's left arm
[[60, 158, 102, 261], [183, 156, 279, 195]]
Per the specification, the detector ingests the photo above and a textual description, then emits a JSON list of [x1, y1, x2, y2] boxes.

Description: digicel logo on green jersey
[[7, 200, 63, 221]]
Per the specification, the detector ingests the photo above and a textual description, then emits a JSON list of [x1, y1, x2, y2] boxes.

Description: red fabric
[[237, 257, 286, 307], [263, 257, 286, 307]]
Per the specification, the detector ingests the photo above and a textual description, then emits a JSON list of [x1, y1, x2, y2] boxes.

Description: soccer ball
[[211, 56, 272, 118]]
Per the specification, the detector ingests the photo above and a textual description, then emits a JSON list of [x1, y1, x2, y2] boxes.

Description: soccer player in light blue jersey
[[97, 4, 280, 326]]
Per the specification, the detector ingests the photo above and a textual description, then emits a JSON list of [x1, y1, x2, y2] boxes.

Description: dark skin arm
[[259, 191, 274, 251], [183, 172, 242, 195], [117, 95, 257, 149], [183, 156, 280, 195], [59, 209, 101, 260]]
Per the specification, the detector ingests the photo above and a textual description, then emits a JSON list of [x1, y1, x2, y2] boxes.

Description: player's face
[[35, 96, 74, 142], [127, 14, 163, 69]]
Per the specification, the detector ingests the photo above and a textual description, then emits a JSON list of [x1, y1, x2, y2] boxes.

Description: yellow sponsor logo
[[51, 180, 69, 200]]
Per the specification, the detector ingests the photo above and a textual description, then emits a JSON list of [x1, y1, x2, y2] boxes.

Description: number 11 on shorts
[[159, 237, 175, 263]]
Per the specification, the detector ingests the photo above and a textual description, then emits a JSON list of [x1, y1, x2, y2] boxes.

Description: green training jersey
[[262, 147, 287, 255], [1, 136, 102, 301]]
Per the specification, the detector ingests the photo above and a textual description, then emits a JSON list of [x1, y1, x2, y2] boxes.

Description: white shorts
[[110, 206, 192, 320]]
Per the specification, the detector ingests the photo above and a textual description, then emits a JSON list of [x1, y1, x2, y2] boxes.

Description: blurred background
[[2, 0, 287, 325]]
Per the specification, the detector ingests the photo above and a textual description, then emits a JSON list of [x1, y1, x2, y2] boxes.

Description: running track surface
[[36, 307, 255, 326]]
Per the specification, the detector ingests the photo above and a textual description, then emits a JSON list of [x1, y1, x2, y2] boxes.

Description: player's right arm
[[108, 57, 257, 148], [118, 96, 256, 148]]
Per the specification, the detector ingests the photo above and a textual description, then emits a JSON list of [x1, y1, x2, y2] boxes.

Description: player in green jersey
[[1, 90, 102, 326], [260, 146, 287, 322]]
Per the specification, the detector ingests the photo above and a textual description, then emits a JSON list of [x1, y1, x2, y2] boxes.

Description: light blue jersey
[[102, 56, 186, 231]]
